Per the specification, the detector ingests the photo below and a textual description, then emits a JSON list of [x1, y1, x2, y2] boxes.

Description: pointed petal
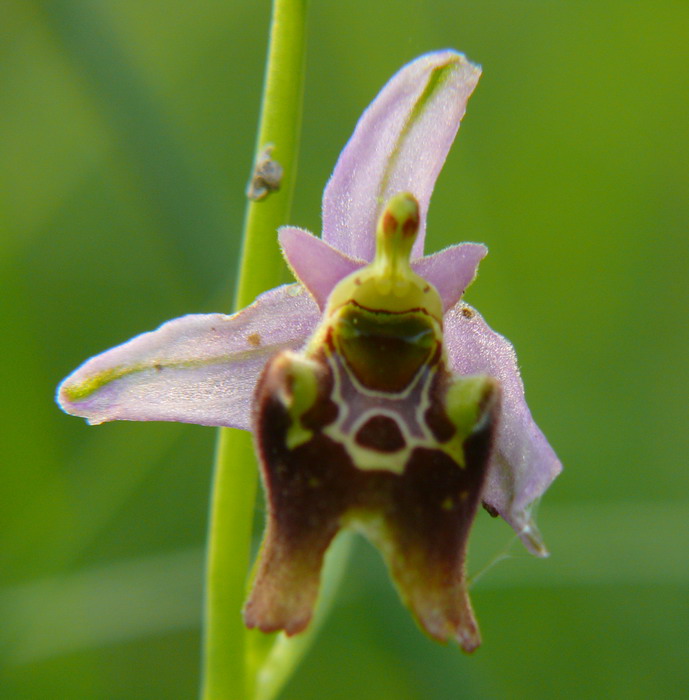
[[412, 243, 487, 311], [444, 303, 563, 555], [323, 50, 481, 261], [279, 226, 364, 309], [57, 284, 320, 430]]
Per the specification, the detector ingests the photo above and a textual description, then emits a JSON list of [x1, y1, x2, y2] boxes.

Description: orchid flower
[[58, 51, 561, 652]]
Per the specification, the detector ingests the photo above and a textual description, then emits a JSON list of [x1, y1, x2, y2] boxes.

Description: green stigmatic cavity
[[332, 304, 439, 393], [245, 193, 501, 652]]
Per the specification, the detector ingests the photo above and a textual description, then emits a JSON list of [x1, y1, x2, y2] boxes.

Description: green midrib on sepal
[[61, 340, 297, 405], [62, 358, 221, 404], [62, 366, 130, 403], [376, 59, 457, 210]]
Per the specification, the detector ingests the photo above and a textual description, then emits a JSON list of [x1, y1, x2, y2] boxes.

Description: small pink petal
[[57, 285, 320, 430], [443, 303, 562, 555], [279, 227, 365, 309], [412, 243, 487, 311], [323, 50, 481, 261]]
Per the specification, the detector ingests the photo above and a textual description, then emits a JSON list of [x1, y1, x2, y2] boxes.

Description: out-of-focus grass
[[2, 501, 686, 663], [2, 0, 688, 698]]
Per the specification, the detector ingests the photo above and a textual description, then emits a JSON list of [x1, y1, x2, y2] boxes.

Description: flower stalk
[[202, 1, 308, 698]]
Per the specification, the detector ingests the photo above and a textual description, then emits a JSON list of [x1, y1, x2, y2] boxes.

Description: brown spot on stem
[[248, 332, 262, 347], [247, 144, 283, 201], [461, 306, 474, 319]]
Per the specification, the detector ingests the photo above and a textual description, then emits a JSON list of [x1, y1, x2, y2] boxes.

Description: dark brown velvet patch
[[355, 414, 406, 452], [423, 368, 456, 443]]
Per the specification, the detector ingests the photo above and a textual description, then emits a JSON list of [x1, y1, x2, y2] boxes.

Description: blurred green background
[[2, 1, 688, 698]]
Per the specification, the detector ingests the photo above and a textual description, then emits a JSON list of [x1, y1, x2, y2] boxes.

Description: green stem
[[237, 0, 309, 309], [202, 2, 308, 699]]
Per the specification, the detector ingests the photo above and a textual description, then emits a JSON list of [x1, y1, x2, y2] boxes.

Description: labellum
[[246, 193, 500, 652]]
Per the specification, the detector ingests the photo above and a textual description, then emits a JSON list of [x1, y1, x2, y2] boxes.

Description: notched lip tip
[[460, 639, 481, 654], [454, 625, 482, 654], [243, 608, 311, 638]]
